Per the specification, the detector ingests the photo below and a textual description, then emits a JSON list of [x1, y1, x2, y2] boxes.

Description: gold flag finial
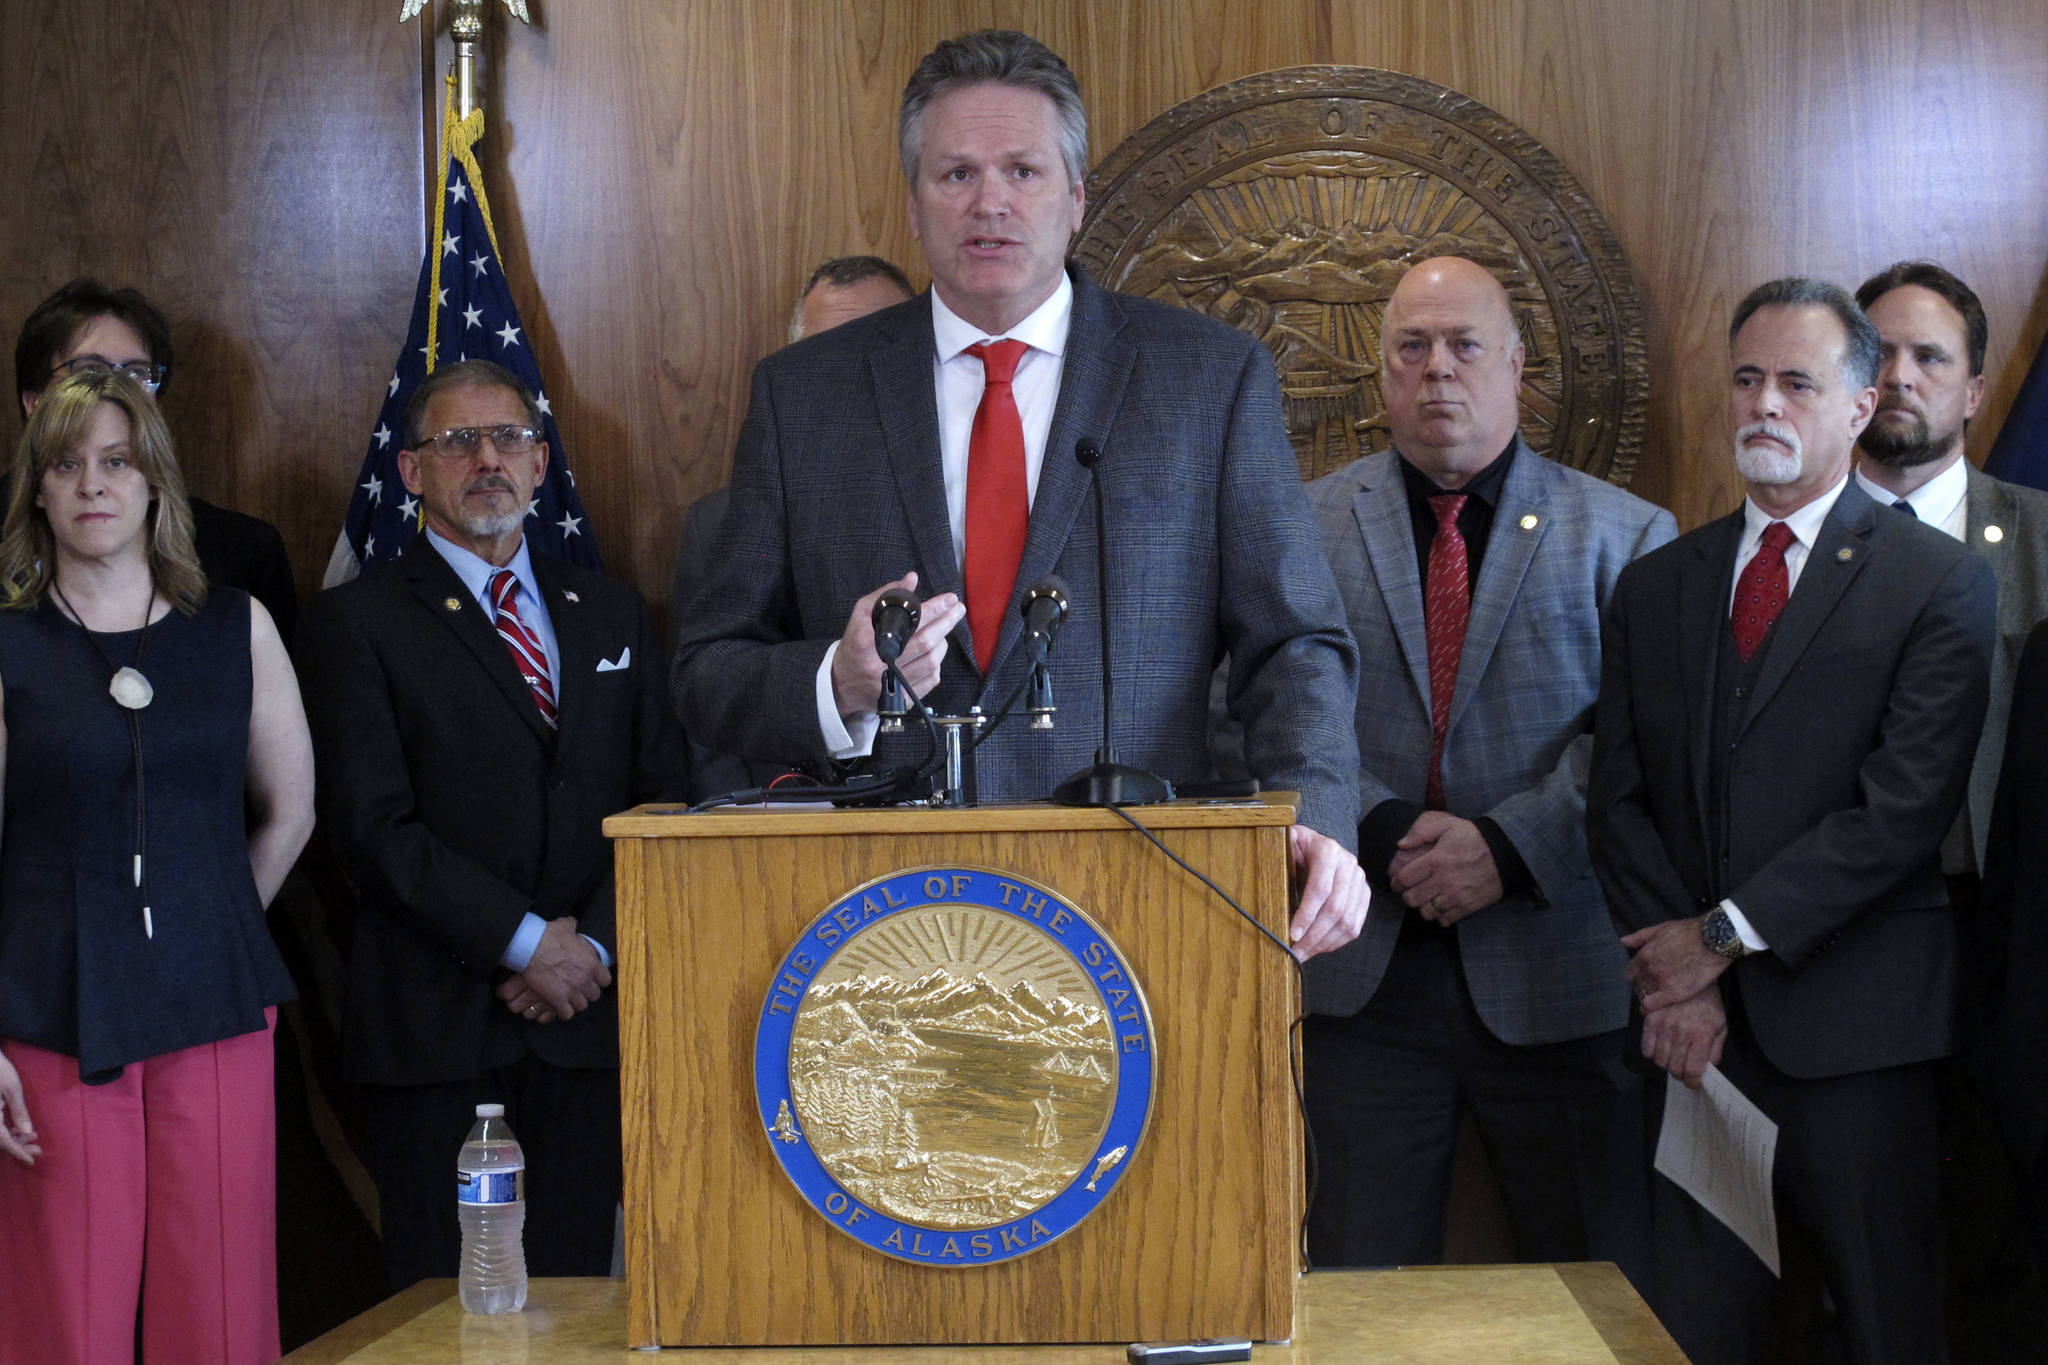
[[398, 0, 530, 23], [398, 1, 532, 120]]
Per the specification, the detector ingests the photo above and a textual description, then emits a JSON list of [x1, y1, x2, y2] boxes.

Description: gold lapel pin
[[1519, 514, 1539, 530], [443, 596, 463, 612], [1984, 525, 2005, 544], [1836, 547, 1855, 562]]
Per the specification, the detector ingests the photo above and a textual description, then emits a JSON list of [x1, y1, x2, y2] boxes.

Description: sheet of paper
[[1654, 1064, 1781, 1276]]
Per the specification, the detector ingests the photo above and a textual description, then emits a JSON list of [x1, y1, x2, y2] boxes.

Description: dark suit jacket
[[670, 264, 1360, 840], [1308, 442, 1675, 1029], [190, 495, 298, 641], [664, 486, 791, 801], [1977, 618, 2048, 1170], [1588, 480, 1994, 1079], [1960, 464, 2048, 870], [298, 538, 688, 1087]]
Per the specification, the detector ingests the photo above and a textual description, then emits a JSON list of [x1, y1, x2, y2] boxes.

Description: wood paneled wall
[[4, 1, 2044, 616]]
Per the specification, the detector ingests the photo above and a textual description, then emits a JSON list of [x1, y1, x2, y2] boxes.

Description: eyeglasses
[[50, 356, 167, 394], [415, 425, 543, 460]]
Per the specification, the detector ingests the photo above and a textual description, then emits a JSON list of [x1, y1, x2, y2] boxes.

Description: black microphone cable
[[1098, 800, 1325, 1271]]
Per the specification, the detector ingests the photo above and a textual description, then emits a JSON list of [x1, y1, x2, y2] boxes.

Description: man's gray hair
[[898, 30, 1088, 186], [1729, 277, 1882, 390], [402, 358, 543, 447], [786, 255, 915, 344]]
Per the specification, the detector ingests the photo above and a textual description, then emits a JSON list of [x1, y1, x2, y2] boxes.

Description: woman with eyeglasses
[[0, 369, 314, 1363]]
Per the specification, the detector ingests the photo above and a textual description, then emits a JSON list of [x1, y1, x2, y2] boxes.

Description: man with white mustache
[[1588, 277, 1995, 1363]]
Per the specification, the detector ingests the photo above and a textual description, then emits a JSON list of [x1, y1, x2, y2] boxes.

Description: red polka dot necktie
[[489, 569, 558, 727], [963, 339, 1030, 672], [1730, 522, 1795, 663], [1424, 493, 1469, 809]]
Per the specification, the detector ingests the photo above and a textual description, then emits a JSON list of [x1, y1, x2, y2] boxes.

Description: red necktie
[[489, 569, 558, 727], [1424, 493, 1469, 809], [1730, 522, 1795, 663], [963, 339, 1030, 671]]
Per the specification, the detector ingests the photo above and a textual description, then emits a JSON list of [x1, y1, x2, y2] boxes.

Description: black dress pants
[[1303, 931, 1645, 1279], [1643, 1005, 1945, 1365]]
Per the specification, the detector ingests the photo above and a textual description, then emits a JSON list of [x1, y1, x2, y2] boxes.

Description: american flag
[[1987, 328, 2048, 493], [324, 91, 597, 586]]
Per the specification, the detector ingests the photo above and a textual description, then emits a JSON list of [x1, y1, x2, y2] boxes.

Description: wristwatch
[[1701, 904, 1754, 959]]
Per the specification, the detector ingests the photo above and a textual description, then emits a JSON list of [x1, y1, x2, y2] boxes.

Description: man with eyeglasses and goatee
[[298, 358, 687, 1290], [13, 278, 298, 636]]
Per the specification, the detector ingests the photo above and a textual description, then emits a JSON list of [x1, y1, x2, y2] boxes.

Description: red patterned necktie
[[963, 339, 1030, 671], [489, 569, 558, 727], [1730, 522, 1795, 663], [1424, 493, 1469, 809]]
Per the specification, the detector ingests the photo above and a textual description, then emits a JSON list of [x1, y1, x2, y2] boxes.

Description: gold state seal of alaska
[[757, 867, 1155, 1266], [1076, 65, 1649, 487]]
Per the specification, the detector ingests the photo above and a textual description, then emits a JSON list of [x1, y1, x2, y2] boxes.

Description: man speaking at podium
[[672, 29, 1368, 955]]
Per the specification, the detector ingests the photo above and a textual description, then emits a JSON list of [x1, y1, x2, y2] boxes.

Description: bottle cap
[[475, 1102, 505, 1117]]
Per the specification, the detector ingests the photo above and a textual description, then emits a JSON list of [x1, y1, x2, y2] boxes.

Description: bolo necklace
[[49, 578, 157, 939]]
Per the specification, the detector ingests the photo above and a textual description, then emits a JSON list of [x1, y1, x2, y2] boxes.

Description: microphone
[[872, 586, 920, 733], [1019, 575, 1069, 731], [1019, 575, 1070, 664], [1051, 439, 1173, 806], [872, 587, 919, 663]]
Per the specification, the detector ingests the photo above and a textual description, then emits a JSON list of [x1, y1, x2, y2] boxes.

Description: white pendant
[[109, 666, 153, 709]]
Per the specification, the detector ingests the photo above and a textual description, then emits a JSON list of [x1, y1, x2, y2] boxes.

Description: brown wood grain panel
[[615, 809, 1300, 1345], [1326, 0, 2048, 530], [5, 1, 2045, 605], [0, 0, 421, 594]]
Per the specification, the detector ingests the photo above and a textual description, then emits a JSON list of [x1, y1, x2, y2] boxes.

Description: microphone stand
[[1053, 439, 1173, 807]]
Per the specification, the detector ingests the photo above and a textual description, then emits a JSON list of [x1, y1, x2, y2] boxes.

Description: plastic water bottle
[[457, 1102, 527, 1314]]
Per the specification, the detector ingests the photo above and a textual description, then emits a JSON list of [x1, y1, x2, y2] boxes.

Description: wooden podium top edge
[[602, 795, 1301, 839]]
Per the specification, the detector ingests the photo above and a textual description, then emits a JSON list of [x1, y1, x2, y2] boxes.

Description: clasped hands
[[497, 916, 611, 1025], [1388, 810, 1503, 926], [1621, 916, 1731, 1090]]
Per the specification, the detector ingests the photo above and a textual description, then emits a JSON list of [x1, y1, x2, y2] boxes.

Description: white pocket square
[[596, 647, 631, 672]]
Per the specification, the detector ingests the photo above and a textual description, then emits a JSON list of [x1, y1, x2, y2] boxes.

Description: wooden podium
[[604, 798, 1305, 1348]]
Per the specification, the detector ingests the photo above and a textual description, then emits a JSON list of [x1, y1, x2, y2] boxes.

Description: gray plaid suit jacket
[[670, 264, 1361, 840], [1960, 464, 2048, 870], [1303, 442, 1675, 1034]]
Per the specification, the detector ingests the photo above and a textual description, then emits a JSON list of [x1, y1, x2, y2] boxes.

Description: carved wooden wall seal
[[1077, 67, 1649, 486]]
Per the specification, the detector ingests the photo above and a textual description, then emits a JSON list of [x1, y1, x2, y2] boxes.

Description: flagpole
[[450, 0, 481, 120], [336, 0, 586, 587]]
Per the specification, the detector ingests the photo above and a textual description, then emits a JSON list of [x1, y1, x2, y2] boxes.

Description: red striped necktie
[[489, 569, 558, 727], [1423, 493, 1469, 809]]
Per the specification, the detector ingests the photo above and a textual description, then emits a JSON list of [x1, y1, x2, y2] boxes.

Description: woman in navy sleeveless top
[[0, 369, 314, 1365]]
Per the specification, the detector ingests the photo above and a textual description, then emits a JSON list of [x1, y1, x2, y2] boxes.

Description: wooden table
[[282, 1264, 1684, 1362]]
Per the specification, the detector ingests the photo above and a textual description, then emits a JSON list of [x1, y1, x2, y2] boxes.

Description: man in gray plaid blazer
[[670, 30, 1368, 950], [1302, 257, 1675, 1268]]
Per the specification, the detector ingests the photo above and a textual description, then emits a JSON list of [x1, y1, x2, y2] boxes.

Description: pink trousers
[[0, 1010, 278, 1365]]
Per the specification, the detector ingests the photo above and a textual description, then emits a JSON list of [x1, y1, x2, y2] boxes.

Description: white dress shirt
[[814, 276, 1076, 756], [1718, 474, 1851, 952], [1854, 455, 1968, 542]]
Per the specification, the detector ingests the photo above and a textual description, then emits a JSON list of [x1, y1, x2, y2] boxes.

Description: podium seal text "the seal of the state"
[[755, 867, 1155, 1266]]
